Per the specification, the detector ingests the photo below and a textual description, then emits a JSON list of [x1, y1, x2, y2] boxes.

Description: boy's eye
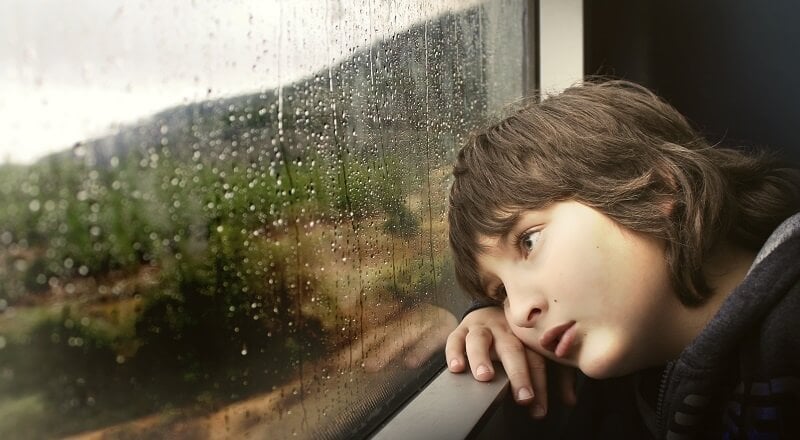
[[519, 230, 542, 255]]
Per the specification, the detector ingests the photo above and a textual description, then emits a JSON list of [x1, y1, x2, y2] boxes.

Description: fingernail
[[517, 387, 533, 401], [476, 364, 491, 377], [533, 405, 546, 417], [449, 359, 460, 369]]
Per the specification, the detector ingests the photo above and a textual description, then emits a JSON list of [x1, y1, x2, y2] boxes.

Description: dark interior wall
[[584, 0, 800, 163]]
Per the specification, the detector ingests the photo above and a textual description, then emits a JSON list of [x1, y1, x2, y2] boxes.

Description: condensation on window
[[0, 0, 525, 438]]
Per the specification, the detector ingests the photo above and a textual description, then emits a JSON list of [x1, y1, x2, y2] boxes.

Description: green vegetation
[[0, 139, 424, 436]]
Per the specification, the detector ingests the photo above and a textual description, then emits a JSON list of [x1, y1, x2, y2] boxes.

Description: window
[[0, 1, 527, 437]]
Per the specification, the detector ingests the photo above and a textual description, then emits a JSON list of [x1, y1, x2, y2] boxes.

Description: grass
[[0, 394, 46, 439]]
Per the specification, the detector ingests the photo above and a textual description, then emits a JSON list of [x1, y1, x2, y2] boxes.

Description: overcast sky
[[0, 0, 478, 164]]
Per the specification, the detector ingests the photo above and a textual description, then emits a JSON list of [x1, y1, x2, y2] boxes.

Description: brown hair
[[449, 80, 800, 306]]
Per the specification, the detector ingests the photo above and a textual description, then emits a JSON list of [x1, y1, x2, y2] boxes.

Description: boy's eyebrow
[[490, 212, 524, 245], [493, 208, 549, 247], [497, 212, 534, 245], [474, 214, 527, 260], [501, 220, 525, 244]]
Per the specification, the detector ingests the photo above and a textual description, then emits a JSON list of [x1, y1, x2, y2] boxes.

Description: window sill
[[371, 363, 510, 439]]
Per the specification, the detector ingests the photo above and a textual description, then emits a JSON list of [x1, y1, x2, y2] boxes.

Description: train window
[[0, 0, 526, 437]]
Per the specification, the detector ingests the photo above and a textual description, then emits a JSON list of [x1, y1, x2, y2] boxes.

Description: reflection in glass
[[0, 0, 524, 437]]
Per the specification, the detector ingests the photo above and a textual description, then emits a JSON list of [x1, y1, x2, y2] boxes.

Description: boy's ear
[[654, 164, 678, 217], [660, 196, 676, 217]]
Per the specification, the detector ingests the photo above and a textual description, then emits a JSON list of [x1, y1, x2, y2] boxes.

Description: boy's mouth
[[539, 321, 577, 357]]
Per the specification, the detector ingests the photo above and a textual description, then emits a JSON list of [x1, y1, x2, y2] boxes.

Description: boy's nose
[[506, 288, 547, 328]]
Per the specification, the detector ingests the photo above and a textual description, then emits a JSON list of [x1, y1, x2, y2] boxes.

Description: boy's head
[[449, 80, 794, 308]]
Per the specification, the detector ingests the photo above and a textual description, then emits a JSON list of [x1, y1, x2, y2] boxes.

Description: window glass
[[0, 0, 525, 437]]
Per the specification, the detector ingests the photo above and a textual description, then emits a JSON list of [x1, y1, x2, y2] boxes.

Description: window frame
[[368, 0, 585, 437]]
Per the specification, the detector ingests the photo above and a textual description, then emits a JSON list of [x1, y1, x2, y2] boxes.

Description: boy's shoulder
[[691, 212, 800, 359], [726, 271, 800, 438], [734, 212, 800, 363], [752, 211, 800, 268], [750, 211, 800, 357], [717, 216, 800, 435]]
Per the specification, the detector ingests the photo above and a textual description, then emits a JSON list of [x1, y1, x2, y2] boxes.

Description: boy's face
[[475, 200, 677, 378]]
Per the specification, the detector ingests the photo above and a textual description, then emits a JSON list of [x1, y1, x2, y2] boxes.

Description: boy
[[444, 80, 800, 438]]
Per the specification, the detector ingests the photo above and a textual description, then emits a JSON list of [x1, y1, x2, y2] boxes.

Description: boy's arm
[[445, 305, 576, 418]]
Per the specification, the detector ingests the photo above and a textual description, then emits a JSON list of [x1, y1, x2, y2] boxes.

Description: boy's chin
[[577, 347, 637, 379], [579, 364, 621, 380]]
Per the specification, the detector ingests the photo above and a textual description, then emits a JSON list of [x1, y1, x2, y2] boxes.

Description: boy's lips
[[539, 321, 577, 358]]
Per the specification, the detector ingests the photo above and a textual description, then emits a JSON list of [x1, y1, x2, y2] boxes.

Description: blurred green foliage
[[0, 117, 423, 437]]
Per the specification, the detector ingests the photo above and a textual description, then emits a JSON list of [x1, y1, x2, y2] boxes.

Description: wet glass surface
[[0, 1, 525, 437]]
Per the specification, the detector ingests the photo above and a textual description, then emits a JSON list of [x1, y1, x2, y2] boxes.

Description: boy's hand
[[444, 306, 577, 419]]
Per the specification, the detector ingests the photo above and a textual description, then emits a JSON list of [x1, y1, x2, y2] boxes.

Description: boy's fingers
[[445, 327, 468, 372], [493, 335, 534, 404], [526, 350, 549, 419], [465, 327, 495, 381]]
